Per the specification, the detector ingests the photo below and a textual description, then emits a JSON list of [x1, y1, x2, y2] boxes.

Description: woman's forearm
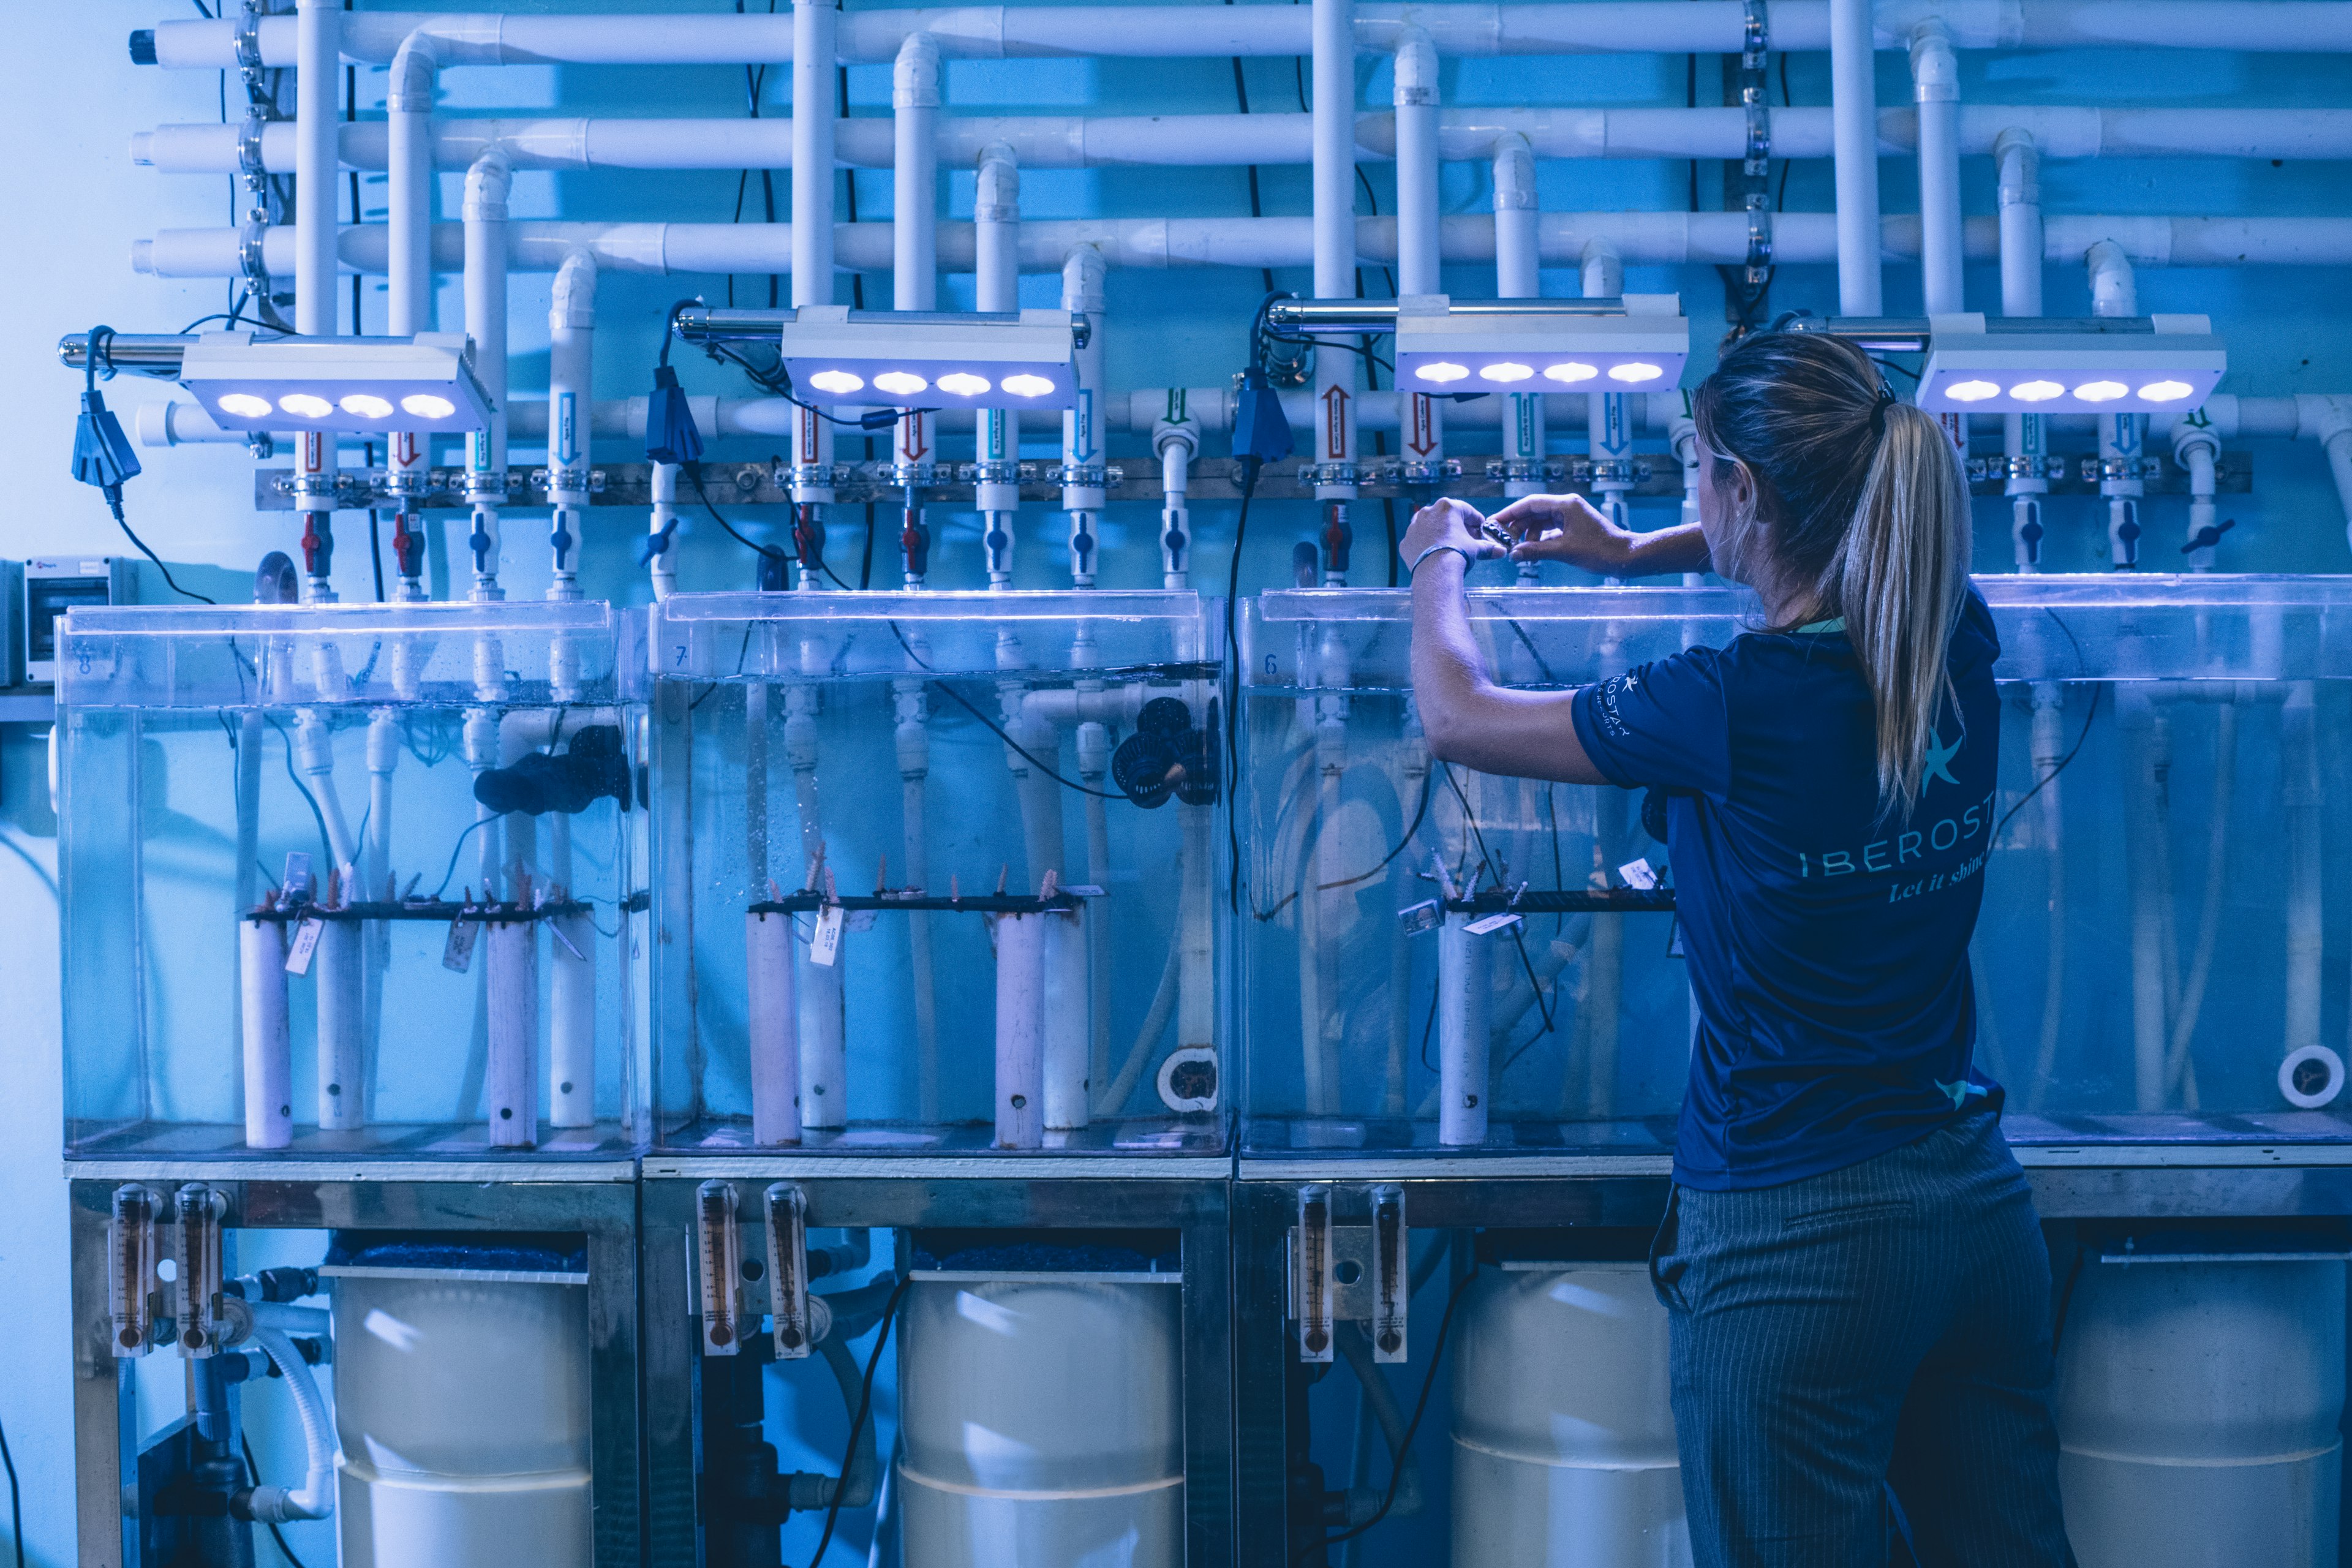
[[1622, 521, 1713, 577], [1408, 550, 1607, 785]]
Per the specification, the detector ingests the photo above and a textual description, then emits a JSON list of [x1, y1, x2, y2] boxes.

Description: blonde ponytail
[[1838, 401, 1971, 819], [1691, 331, 1973, 822]]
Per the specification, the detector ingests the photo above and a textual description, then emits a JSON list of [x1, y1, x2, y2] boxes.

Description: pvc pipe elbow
[[892, 31, 941, 108], [1060, 241, 1106, 312], [1994, 126, 2040, 204], [2086, 238, 2136, 316], [1908, 22, 1958, 102], [1076, 720, 1110, 776], [365, 712, 401, 774], [550, 248, 598, 328], [1392, 26, 1438, 107], [975, 141, 1020, 214], [463, 145, 513, 220], [293, 713, 335, 778], [1491, 133, 1537, 210], [1579, 235, 1624, 298], [2170, 417, 2220, 467], [387, 29, 440, 112]]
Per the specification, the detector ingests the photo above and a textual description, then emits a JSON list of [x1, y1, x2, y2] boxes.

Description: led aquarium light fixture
[[1263, 295, 1691, 393], [178, 331, 493, 432], [674, 304, 1087, 410], [1911, 312, 2226, 414]]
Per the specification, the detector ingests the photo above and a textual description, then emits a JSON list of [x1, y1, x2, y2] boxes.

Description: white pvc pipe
[[316, 917, 365, 1131], [1494, 134, 1545, 511], [462, 148, 512, 596], [135, 105, 2352, 175], [241, 918, 293, 1150], [1043, 908, 1089, 1130], [1830, 0, 1882, 312], [1076, 715, 1112, 1097], [2088, 238, 2144, 568], [385, 36, 438, 329], [361, 710, 396, 1115], [146, 4, 2352, 69], [546, 249, 597, 595], [1177, 796, 1216, 1066], [2120, 690, 2169, 1109], [1912, 23, 1963, 314], [894, 36, 941, 301], [783, 688, 847, 1131], [1996, 129, 2049, 569], [140, 211, 2352, 277], [648, 461, 680, 597], [895, 678, 940, 1121], [2027, 685, 2068, 1104], [748, 908, 803, 1145], [485, 916, 539, 1146], [246, 1327, 334, 1523], [2175, 418, 2222, 567], [995, 911, 1046, 1148], [793, 0, 837, 297], [1311, 0, 1359, 507], [2285, 682, 2323, 1068], [1060, 243, 1108, 582], [974, 141, 1021, 567], [295, 0, 340, 334], [1438, 914, 1490, 1146], [1394, 27, 1444, 481], [547, 813, 595, 1129], [1154, 415, 1197, 587]]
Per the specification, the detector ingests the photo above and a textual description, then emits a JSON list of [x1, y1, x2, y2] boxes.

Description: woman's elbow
[[1419, 707, 1473, 764]]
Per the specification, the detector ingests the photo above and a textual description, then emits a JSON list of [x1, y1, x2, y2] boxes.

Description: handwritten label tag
[[809, 905, 845, 967], [1464, 912, 1524, 937], [284, 918, 323, 975], [443, 914, 480, 973], [1618, 859, 1661, 891], [1396, 899, 1442, 937]]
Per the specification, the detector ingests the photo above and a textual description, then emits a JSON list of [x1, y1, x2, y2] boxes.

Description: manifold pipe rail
[[130, 107, 2352, 173], [137, 4, 2352, 68], [134, 213, 2352, 277]]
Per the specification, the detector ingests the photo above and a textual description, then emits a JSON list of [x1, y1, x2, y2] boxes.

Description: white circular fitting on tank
[[897, 1273, 1184, 1566], [327, 1266, 594, 1568], [1450, 1262, 1690, 1567], [2056, 1253, 2346, 1567]]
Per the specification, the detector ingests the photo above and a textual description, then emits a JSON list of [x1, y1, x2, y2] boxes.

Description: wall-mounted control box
[[25, 558, 134, 685]]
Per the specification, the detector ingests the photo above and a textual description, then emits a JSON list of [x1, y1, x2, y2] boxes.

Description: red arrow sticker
[[1321, 383, 1351, 461], [1406, 394, 1437, 458], [900, 411, 932, 462]]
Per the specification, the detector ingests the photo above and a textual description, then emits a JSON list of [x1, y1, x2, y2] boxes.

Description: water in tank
[[56, 601, 647, 1158], [647, 590, 1224, 1154], [1238, 575, 2352, 1156]]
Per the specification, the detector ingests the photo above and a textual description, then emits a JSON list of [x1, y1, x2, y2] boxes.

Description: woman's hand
[[1400, 497, 1504, 572], [1487, 492, 1640, 575]]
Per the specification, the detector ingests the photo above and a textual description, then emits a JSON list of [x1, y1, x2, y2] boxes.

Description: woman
[[1400, 330, 2073, 1568]]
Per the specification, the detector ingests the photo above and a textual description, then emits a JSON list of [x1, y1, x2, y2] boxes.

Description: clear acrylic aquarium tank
[[1240, 576, 2352, 1158], [58, 601, 647, 1160], [649, 590, 1225, 1155]]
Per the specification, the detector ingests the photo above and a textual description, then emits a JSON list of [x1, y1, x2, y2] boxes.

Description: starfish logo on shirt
[[1923, 728, 1962, 791]]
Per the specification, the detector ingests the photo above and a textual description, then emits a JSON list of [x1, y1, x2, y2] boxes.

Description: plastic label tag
[[1618, 859, 1661, 891], [443, 914, 479, 973], [281, 851, 313, 900], [809, 905, 845, 967], [549, 919, 587, 962], [1464, 912, 1524, 937], [284, 918, 323, 975], [1397, 899, 1442, 937], [1061, 884, 1106, 899]]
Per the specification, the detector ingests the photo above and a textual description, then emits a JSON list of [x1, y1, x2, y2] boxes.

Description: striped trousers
[[1649, 1112, 2077, 1568]]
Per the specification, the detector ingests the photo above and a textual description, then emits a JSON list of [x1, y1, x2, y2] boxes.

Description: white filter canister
[[1451, 1262, 1690, 1567], [897, 1274, 1183, 1566], [329, 1267, 593, 1568]]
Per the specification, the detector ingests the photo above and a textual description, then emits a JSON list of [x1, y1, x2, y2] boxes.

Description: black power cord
[[804, 1275, 914, 1568], [0, 1404, 19, 1568], [886, 622, 1126, 802]]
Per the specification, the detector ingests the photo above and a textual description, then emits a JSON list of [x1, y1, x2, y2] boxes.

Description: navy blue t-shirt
[[1570, 589, 2005, 1191]]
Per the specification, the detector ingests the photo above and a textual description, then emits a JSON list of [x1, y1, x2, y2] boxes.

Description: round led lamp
[[1414, 362, 1470, 385], [2138, 380, 2195, 403], [1608, 362, 1664, 384], [2009, 380, 2064, 403], [936, 372, 991, 397], [1542, 363, 1598, 385], [277, 393, 333, 419], [216, 393, 272, 420], [872, 371, 929, 398], [339, 394, 394, 419], [1943, 380, 2000, 403], [1478, 362, 1535, 384], [401, 393, 456, 419], [1000, 374, 1056, 399], [2073, 380, 2128, 404], [807, 370, 865, 395]]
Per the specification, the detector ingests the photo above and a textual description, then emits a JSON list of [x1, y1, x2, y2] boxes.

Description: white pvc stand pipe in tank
[[1438, 911, 1491, 1145], [361, 712, 397, 1117], [747, 907, 802, 1144], [241, 916, 293, 1149], [485, 915, 540, 1145], [316, 914, 366, 1131], [1076, 713, 1112, 1101], [546, 812, 596, 1129], [785, 680, 847, 1131], [995, 911, 1046, 1148], [2117, 688, 2174, 1112], [1177, 788, 1218, 1079], [2283, 681, 2323, 1081], [2025, 684, 2070, 1106], [1043, 907, 1090, 1131], [897, 1274, 1183, 1564], [1451, 1263, 1686, 1566]]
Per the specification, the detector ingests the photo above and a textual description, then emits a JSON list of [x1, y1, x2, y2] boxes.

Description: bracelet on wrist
[[1408, 542, 1474, 578]]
